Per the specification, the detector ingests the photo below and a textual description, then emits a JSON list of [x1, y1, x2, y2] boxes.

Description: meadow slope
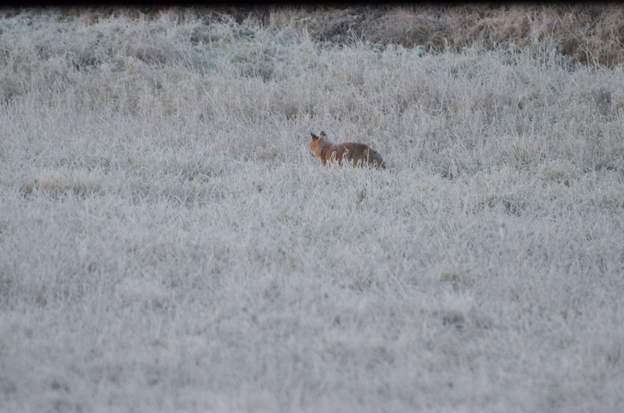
[[1, 10, 624, 413]]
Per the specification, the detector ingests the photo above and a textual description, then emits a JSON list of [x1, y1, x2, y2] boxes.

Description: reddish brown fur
[[309, 132, 386, 169]]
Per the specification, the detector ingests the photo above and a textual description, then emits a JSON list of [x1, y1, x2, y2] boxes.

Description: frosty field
[[1, 9, 624, 413]]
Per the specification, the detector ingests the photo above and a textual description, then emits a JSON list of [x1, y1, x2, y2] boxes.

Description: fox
[[309, 131, 386, 169]]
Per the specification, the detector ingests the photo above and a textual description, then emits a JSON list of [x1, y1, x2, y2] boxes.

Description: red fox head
[[309, 131, 328, 159]]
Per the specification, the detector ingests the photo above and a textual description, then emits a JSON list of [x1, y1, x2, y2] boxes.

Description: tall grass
[[0, 10, 623, 413]]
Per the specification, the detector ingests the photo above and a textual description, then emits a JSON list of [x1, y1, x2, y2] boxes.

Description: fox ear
[[320, 131, 327, 137], [310, 132, 319, 140]]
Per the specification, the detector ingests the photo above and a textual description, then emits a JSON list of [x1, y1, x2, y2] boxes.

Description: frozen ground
[[1, 11, 624, 413]]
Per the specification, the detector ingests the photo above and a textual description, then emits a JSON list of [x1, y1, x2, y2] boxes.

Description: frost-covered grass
[[1, 11, 624, 413]]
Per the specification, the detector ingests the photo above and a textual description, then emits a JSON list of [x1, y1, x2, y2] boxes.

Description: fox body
[[309, 131, 386, 169]]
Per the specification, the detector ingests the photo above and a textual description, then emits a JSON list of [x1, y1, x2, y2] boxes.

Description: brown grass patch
[[20, 169, 103, 198], [3, 5, 624, 67]]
